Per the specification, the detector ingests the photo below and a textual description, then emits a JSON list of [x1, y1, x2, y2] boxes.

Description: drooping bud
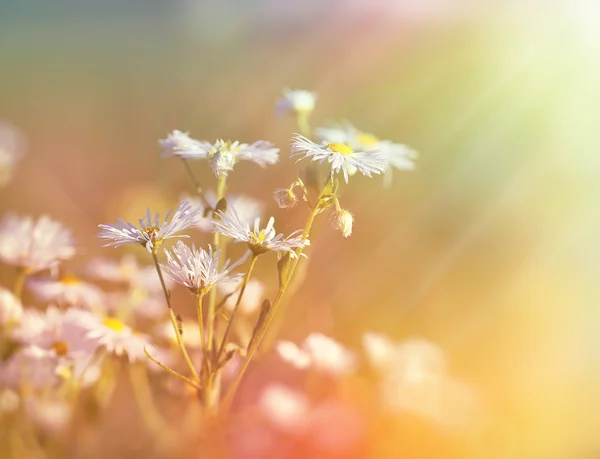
[[332, 209, 354, 238]]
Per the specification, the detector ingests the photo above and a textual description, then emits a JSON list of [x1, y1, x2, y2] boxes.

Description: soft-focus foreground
[[1, 2, 599, 459]]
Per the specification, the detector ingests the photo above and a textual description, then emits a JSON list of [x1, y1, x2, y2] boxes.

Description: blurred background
[[1, 0, 600, 457]]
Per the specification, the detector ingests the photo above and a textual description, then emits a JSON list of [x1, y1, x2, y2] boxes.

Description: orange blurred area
[[1, 1, 600, 458]]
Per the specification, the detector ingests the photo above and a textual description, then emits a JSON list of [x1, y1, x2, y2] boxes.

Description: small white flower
[[218, 278, 265, 315], [290, 134, 387, 184], [208, 139, 280, 177], [0, 287, 22, 326], [158, 130, 212, 159], [273, 187, 298, 209], [276, 89, 317, 116], [0, 346, 61, 388], [79, 315, 153, 363], [0, 121, 26, 186], [97, 201, 202, 253], [184, 191, 264, 232], [214, 208, 309, 258], [332, 208, 353, 238], [277, 333, 356, 376], [27, 274, 105, 309], [0, 214, 76, 273], [161, 241, 238, 295], [259, 384, 311, 433], [315, 121, 417, 186]]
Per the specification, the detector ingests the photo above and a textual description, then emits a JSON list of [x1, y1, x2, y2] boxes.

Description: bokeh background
[[1, 0, 600, 458]]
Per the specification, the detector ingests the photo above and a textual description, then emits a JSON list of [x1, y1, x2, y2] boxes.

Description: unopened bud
[[333, 209, 353, 238], [273, 187, 298, 209]]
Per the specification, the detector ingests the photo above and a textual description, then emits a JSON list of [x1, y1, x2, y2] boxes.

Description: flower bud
[[274, 187, 298, 209], [333, 209, 353, 238]]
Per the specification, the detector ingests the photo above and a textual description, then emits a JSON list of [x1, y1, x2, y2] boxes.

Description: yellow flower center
[[103, 317, 126, 332], [58, 274, 80, 285], [357, 132, 379, 146], [327, 142, 353, 156], [143, 226, 159, 240], [51, 340, 69, 357]]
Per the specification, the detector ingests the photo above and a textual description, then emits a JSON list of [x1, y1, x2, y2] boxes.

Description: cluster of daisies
[[0, 89, 481, 451]]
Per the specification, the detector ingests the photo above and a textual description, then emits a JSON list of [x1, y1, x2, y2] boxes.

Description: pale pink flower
[[27, 274, 105, 309]]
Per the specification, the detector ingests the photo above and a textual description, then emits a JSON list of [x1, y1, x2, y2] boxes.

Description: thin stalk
[[181, 159, 211, 208], [151, 250, 200, 383], [128, 364, 168, 438], [216, 255, 258, 362], [13, 267, 27, 299], [223, 178, 331, 407], [144, 347, 201, 390], [296, 112, 311, 137], [206, 174, 227, 357]]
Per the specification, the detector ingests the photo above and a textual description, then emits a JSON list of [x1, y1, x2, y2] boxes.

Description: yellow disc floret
[[103, 317, 126, 332], [327, 142, 353, 156], [59, 274, 81, 284], [51, 340, 69, 357], [357, 132, 379, 146]]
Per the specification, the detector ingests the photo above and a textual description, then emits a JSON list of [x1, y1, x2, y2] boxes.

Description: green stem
[[296, 112, 311, 138], [13, 267, 27, 299], [223, 178, 331, 407], [144, 347, 201, 390], [151, 250, 200, 383], [216, 255, 258, 362]]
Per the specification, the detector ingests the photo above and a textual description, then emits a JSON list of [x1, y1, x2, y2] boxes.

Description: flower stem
[[216, 255, 258, 362], [223, 178, 331, 407], [144, 347, 201, 390], [151, 250, 200, 383], [181, 159, 211, 208], [296, 112, 311, 138], [128, 363, 169, 441], [13, 267, 27, 299]]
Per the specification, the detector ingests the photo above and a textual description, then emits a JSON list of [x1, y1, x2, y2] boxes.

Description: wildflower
[[161, 241, 238, 295], [218, 278, 265, 315], [0, 121, 26, 186], [86, 254, 171, 293], [184, 191, 264, 232], [276, 89, 317, 116], [97, 201, 202, 253], [158, 130, 212, 159], [0, 214, 75, 273], [79, 314, 154, 363], [27, 274, 105, 309], [0, 346, 62, 388], [214, 208, 309, 258], [0, 287, 22, 326], [332, 208, 353, 238], [259, 384, 310, 433], [315, 121, 417, 186], [207, 139, 280, 177], [273, 187, 298, 209], [276, 333, 356, 376], [290, 134, 387, 184]]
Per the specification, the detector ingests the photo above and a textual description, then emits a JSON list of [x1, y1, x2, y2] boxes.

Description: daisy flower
[[290, 134, 387, 184], [161, 241, 238, 295], [213, 208, 309, 258], [97, 201, 202, 253], [0, 121, 26, 186], [27, 274, 105, 309], [183, 191, 264, 232], [315, 121, 417, 186], [0, 286, 22, 326], [0, 214, 76, 273], [158, 130, 212, 159], [276, 333, 356, 376], [259, 384, 311, 433], [207, 139, 280, 177], [79, 314, 154, 363], [0, 345, 62, 388], [276, 89, 317, 116]]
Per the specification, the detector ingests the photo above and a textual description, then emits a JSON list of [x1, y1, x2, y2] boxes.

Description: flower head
[[161, 241, 238, 295], [0, 287, 22, 326], [276, 89, 317, 116], [259, 384, 311, 433], [158, 130, 212, 159], [27, 274, 105, 310], [0, 121, 26, 186], [273, 187, 298, 209], [290, 134, 387, 184], [207, 139, 280, 177], [0, 214, 76, 273], [276, 333, 357, 376], [213, 208, 309, 258], [315, 121, 417, 186], [97, 201, 201, 253]]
